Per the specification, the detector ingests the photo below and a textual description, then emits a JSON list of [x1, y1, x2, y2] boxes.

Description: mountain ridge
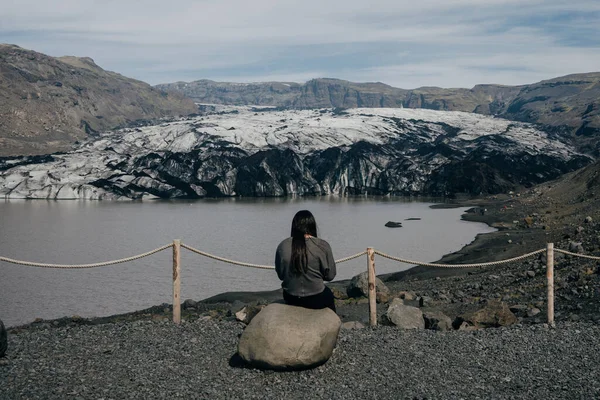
[[0, 44, 198, 156], [157, 73, 600, 155]]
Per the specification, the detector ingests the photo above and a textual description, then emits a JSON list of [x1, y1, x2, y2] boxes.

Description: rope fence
[[554, 249, 600, 260], [1, 240, 599, 326], [374, 248, 546, 268], [0, 244, 173, 269]]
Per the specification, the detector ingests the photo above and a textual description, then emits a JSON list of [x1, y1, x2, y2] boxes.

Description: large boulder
[[238, 304, 341, 370], [380, 298, 424, 329], [347, 272, 390, 301], [0, 319, 7, 357], [454, 301, 517, 329]]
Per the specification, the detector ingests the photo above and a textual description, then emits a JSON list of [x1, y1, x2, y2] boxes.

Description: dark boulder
[[385, 221, 403, 228]]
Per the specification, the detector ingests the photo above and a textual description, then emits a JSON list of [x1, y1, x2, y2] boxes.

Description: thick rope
[[181, 243, 274, 269], [554, 249, 600, 260], [180, 243, 367, 270], [0, 244, 173, 269], [374, 248, 546, 268], [335, 250, 368, 263]]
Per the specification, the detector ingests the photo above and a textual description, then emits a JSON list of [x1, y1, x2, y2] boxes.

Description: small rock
[[454, 300, 517, 329], [584, 216, 593, 223], [575, 226, 584, 235], [568, 242, 584, 254], [229, 300, 246, 315], [384, 221, 403, 228], [423, 311, 452, 331], [235, 305, 265, 325], [570, 314, 580, 322], [419, 296, 432, 307], [456, 321, 477, 331], [182, 299, 198, 310], [526, 270, 536, 278], [398, 291, 415, 301], [329, 286, 348, 300], [341, 321, 365, 330], [376, 292, 390, 304], [347, 272, 390, 299], [527, 308, 541, 317], [509, 305, 528, 317], [380, 298, 424, 329]]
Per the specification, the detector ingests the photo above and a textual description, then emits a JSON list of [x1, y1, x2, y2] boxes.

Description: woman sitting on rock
[[275, 210, 337, 312]]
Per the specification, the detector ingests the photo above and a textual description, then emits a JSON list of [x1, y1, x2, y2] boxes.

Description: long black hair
[[290, 210, 318, 274]]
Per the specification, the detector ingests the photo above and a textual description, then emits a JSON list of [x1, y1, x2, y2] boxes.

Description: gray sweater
[[275, 236, 336, 297]]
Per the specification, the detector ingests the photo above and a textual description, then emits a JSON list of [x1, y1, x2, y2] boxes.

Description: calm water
[[0, 197, 495, 327]]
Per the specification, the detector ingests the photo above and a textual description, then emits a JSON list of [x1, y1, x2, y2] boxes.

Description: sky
[[1, 0, 600, 88]]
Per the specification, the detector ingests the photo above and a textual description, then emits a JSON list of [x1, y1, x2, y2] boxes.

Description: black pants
[[283, 286, 336, 313]]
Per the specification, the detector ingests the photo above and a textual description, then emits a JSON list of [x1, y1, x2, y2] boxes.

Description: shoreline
[[6, 195, 516, 331]]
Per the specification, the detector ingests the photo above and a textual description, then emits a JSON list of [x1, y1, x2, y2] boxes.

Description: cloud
[[1, 0, 599, 87]]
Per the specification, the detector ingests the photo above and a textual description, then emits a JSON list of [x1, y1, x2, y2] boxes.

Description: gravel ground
[[1, 319, 599, 400]]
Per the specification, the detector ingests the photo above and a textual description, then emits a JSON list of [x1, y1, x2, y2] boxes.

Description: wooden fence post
[[173, 239, 181, 324], [546, 242, 554, 327], [367, 247, 377, 326]]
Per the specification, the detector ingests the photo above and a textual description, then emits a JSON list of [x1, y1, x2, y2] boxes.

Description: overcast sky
[[2, 0, 599, 88]]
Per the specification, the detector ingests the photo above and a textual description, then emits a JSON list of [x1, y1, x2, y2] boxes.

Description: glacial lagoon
[[0, 197, 495, 326]]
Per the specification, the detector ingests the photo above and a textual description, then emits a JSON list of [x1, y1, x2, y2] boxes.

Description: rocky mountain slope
[[0, 44, 198, 156], [0, 105, 591, 199], [157, 74, 600, 154]]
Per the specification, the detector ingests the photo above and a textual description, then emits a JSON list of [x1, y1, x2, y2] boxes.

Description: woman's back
[[275, 236, 336, 297]]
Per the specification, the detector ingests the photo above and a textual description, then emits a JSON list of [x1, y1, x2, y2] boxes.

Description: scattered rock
[[376, 292, 390, 304], [341, 321, 365, 330], [238, 304, 341, 370], [454, 301, 517, 329], [329, 286, 348, 300], [569, 313, 580, 322], [398, 291, 415, 301], [419, 296, 432, 307], [0, 319, 6, 357], [423, 311, 453, 331], [182, 299, 198, 310], [568, 242, 584, 254], [527, 308, 541, 318], [456, 321, 477, 331], [347, 272, 390, 299], [509, 305, 528, 317], [229, 300, 246, 315], [384, 221, 403, 228], [235, 305, 265, 325], [526, 270, 536, 278], [380, 298, 424, 329], [584, 216, 593, 223]]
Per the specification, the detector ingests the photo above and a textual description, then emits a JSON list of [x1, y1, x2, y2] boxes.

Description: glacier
[[0, 105, 591, 200]]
